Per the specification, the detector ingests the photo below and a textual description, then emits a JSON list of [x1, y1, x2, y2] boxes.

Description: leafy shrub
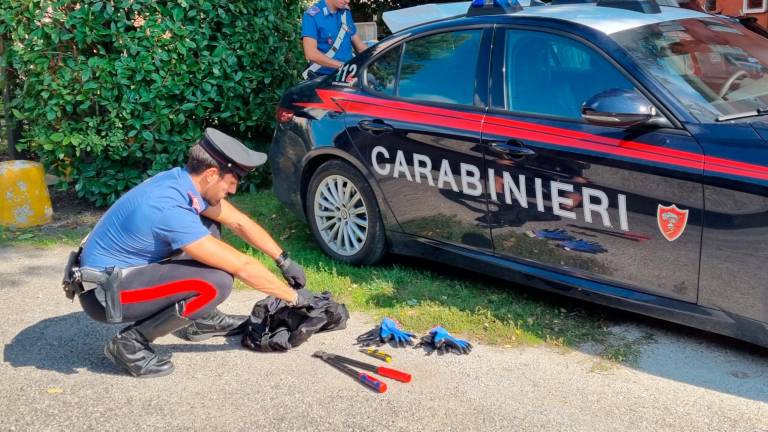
[[1, 0, 308, 206]]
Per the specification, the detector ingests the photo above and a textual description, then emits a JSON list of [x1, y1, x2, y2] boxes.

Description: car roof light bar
[[467, 0, 523, 16], [595, 0, 662, 14]]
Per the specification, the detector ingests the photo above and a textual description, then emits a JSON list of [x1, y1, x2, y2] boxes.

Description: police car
[[271, 0, 768, 347]]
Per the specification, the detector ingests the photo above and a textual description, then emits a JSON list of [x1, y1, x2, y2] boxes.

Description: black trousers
[[80, 219, 233, 323]]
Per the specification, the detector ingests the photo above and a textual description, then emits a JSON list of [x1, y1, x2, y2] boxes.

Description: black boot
[[172, 308, 247, 342], [110, 325, 173, 363], [104, 302, 191, 378]]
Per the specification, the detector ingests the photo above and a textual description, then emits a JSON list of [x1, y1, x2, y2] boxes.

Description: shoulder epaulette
[[306, 6, 320, 16]]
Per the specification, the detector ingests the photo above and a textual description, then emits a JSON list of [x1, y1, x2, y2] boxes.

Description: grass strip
[[229, 191, 615, 350]]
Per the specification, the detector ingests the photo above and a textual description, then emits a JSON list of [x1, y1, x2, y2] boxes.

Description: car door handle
[[488, 140, 536, 158], [358, 120, 394, 135]]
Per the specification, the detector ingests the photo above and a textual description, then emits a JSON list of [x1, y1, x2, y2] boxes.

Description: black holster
[[62, 248, 84, 301], [63, 247, 124, 323], [98, 267, 124, 324]]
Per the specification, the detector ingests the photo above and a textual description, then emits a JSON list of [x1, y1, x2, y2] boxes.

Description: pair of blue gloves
[[356, 317, 473, 355]]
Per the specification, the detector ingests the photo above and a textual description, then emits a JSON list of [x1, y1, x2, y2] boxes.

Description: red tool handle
[[376, 367, 412, 383], [358, 373, 388, 393]]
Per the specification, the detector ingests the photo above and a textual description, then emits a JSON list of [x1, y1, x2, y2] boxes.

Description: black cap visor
[[201, 128, 267, 177]]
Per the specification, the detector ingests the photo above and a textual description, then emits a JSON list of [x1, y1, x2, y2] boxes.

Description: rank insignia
[[188, 191, 202, 214]]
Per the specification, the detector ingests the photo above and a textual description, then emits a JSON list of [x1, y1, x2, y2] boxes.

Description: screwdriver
[[359, 348, 392, 363], [313, 352, 387, 393]]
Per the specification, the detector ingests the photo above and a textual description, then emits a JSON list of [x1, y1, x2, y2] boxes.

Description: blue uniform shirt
[[301, 0, 357, 76], [80, 167, 211, 270]]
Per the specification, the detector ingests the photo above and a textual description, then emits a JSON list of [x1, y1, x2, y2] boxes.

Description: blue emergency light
[[467, 0, 523, 16]]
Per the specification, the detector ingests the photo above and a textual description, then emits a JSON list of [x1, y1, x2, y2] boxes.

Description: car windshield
[[612, 18, 768, 123]]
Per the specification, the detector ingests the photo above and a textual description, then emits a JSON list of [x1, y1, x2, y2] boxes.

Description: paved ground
[[2, 245, 768, 432]]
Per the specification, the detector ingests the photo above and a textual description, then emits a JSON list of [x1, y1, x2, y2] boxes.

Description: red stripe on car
[[301, 89, 768, 181]]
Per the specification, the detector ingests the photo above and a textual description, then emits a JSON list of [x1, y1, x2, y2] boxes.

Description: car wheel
[[306, 159, 386, 265]]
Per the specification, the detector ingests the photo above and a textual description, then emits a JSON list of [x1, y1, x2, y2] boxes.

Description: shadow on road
[[3, 312, 243, 376], [625, 318, 768, 404]]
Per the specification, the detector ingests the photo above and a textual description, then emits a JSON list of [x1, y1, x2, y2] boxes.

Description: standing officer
[[301, 0, 368, 79], [64, 128, 314, 378]]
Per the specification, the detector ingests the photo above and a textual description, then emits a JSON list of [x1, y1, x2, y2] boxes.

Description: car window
[[397, 30, 483, 105], [504, 30, 636, 120], [612, 18, 768, 123], [365, 46, 401, 96]]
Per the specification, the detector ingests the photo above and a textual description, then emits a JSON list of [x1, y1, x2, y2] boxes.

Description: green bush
[[1, 0, 308, 206]]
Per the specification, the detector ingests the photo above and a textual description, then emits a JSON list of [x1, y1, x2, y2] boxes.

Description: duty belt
[[62, 248, 108, 300]]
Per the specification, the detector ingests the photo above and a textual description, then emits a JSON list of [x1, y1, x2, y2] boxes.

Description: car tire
[[306, 159, 387, 265]]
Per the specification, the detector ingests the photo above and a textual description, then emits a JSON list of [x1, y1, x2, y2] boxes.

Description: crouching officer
[[301, 0, 368, 79], [62, 128, 314, 378]]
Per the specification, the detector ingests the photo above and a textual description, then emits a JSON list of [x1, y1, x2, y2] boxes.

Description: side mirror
[[581, 88, 664, 128]]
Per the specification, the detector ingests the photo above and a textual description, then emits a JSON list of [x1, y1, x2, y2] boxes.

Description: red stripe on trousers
[[119, 279, 218, 317]]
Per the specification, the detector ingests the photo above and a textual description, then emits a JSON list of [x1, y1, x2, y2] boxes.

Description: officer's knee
[[194, 269, 233, 316], [211, 270, 234, 301]]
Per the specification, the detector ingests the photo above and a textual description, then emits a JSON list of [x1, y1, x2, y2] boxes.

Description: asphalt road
[[2, 245, 768, 432]]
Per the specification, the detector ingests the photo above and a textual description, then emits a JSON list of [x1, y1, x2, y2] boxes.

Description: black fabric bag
[[242, 291, 349, 352]]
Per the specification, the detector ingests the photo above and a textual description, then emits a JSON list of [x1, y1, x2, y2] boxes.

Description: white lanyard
[[302, 10, 349, 79]]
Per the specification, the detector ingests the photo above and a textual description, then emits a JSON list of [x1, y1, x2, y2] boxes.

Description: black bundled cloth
[[242, 290, 349, 352]]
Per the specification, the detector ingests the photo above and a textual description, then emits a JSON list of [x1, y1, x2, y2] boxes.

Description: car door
[[482, 27, 704, 302], [345, 27, 494, 251]]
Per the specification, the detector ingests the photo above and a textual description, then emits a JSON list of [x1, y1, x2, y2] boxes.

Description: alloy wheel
[[313, 175, 369, 256]]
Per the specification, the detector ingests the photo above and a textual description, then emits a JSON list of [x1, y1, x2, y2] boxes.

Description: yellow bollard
[[0, 160, 54, 228]]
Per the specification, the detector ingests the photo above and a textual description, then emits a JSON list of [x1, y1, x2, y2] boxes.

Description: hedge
[[1, 0, 308, 206]]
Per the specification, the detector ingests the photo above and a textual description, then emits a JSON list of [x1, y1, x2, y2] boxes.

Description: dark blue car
[[270, 0, 768, 347]]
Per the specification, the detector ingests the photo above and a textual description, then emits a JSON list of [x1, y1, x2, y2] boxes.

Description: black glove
[[276, 252, 306, 289], [288, 288, 314, 309]]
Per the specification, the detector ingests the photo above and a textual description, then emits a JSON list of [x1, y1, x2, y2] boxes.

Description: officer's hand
[[288, 288, 314, 309], [276, 253, 306, 289]]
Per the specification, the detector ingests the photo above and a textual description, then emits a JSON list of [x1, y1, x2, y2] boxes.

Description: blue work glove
[[380, 318, 416, 346], [558, 239, 607, 254], [356, 317, 416, 347], [534, 228, 574, 241], [418, 326, 472, 355]]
